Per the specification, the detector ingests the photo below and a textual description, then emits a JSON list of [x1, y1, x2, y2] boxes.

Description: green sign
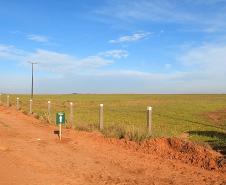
[[56, 112, 65, 125]]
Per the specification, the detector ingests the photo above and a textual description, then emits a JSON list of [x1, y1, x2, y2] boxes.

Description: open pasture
[[2, 94, 226, 153]]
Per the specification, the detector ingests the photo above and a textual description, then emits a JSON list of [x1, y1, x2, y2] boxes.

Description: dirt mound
[[108, 137, 225, 172], [152, 138, 223, 170]]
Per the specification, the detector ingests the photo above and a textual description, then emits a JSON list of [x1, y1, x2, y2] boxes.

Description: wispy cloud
[[1, 41, 226, 93], [94, 0, 226, 33], [0, 44, 28, 61], [78, 55, 113, 68], [95, 1, 194, 23], [179, 43, 226, 73], [27, 34, 49, 43], [109, 32, 151, 44], [174, 43, 226, 90], [99, 49, 128, 58], [27, 49, 113, 72], [89, 42, 226, 92], [0, 44, 115, 74]]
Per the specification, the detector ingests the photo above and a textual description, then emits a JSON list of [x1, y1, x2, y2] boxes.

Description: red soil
[[0, 106, 225, 185]]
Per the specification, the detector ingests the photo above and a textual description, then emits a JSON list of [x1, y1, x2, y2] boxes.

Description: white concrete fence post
[[99, 104, 104, 130], [147, 106, 152, 134], [7, 95, 10, 107], [70, 102, 74, 129], [48, 100, 51, 115], [47, 100, 51, 122], [16, 97, 20, 110], [29, 99, 33, 114]]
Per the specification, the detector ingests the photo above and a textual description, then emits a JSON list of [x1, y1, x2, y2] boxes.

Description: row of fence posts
[[0, 94, 153, 134]]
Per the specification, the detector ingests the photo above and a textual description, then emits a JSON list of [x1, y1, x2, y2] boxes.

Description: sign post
[[56, 112, 65, 141]]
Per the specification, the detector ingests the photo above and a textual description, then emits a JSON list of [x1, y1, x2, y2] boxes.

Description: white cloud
[[27, 34, 49, 42], [109, 32, 151, 44], [179, 43, 226, 73], [0, 45, 114, 74], [169, 43, 226, 92], [27, 50, 113, 72], [1, 42, 226, 93], [26, 49, 78, 72], [91, 43, 226, 93], [78, 55, 113, 68], [99, 50, 128, 58]]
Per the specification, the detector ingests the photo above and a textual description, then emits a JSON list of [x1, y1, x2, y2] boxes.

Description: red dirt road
[[0, 106, 225, 185]]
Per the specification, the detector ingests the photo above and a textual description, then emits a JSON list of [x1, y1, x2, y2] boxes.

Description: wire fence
[[0, 94, 153, 141]]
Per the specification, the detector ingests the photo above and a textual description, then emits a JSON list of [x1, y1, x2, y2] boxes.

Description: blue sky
[[0, 0, 226, 93]]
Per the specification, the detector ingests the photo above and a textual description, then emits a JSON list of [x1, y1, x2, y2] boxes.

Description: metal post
[[16, 97, 20, 110], [7, 95, 10, 107], [99, 104, 104, 130], [59, 124, 62, 141], [70, 102, 74, 129], [31, 63, 34, 99], [147, 106, 152, 134], [29, 99, 33, 114]]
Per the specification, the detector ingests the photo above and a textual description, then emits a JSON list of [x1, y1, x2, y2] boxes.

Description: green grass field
[[1, 94, 226, 153]]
